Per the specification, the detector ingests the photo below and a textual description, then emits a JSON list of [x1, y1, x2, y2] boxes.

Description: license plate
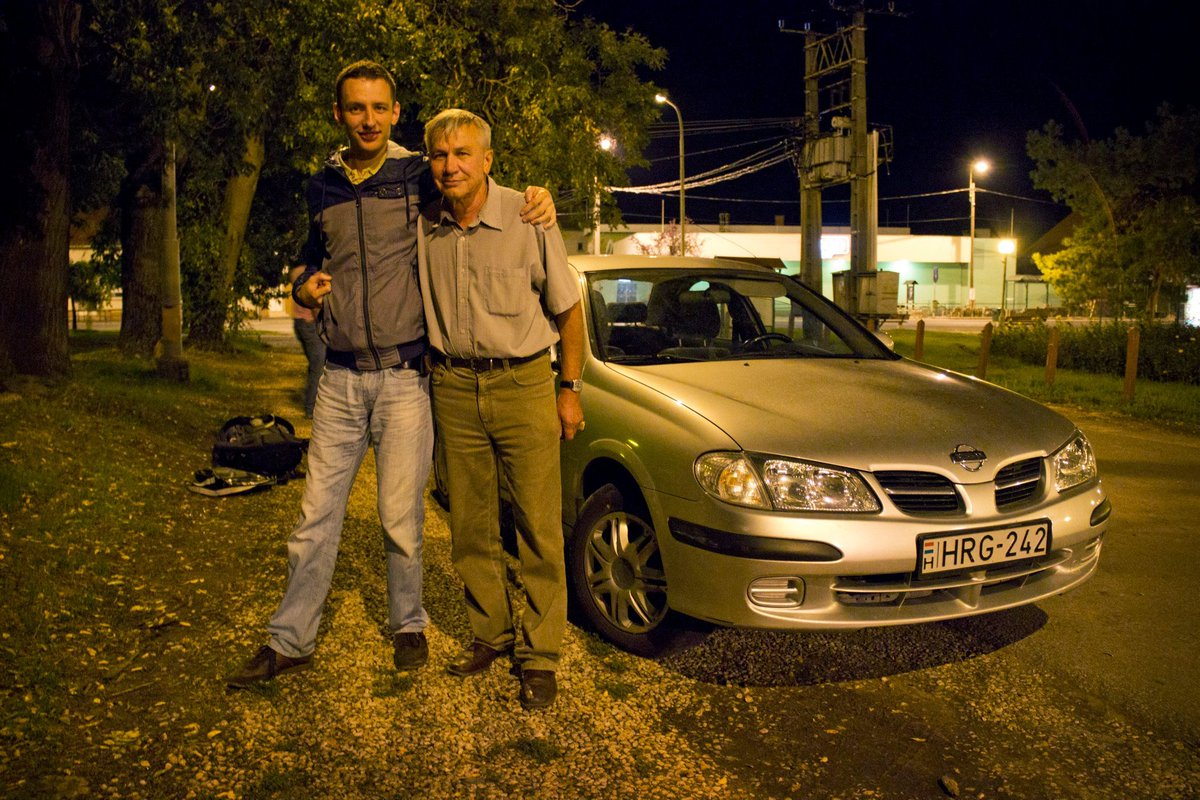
[[917, 520, 1051, 577]]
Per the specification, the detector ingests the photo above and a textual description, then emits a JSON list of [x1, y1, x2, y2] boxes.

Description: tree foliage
[[63, 0, 663, 357], [1027, 106, 1200, 317], [410, 1, 665, 227], [81, 0, 383, 350]]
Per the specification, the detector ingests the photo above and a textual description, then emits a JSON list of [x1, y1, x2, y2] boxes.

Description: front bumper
[[653, 482, 1109, 630]]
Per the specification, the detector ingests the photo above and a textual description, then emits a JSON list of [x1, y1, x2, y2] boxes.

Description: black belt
[[326, 349, 423, 372], [432, 349, 546, 372]]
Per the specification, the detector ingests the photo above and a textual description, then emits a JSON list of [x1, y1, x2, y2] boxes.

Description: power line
[[645, 135, 786, 164], [647, 117, 802, 138], [610, 143, 790, 194]]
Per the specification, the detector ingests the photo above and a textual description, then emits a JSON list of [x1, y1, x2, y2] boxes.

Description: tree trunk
[[118, 182, 166, 356], [0, 1, 80, 379], [188, 132, 265, 348]]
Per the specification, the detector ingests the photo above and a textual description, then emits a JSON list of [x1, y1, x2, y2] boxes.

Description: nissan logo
[[950, 444, 987, 472]]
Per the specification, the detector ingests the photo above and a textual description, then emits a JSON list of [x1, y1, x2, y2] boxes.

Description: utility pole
[[800, 29, 823, 293], [782, 3, 900, 325], [848, 10, 874, 318]]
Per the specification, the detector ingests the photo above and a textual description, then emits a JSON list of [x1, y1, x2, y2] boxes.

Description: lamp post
[[998, 238, 1015, 316], [594, 134, 616, 255], [655, 93, 685, 255], [967, 158, 990, 312]]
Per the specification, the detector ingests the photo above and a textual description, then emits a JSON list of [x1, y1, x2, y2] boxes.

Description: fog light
[[748, 577, 804, 608]]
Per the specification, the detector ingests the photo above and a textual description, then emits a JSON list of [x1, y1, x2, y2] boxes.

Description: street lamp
[[967, 158, 990, 312], [655, 93, 685, 255], [998, 237, 1016, 316], [593, 134, 616, 255]]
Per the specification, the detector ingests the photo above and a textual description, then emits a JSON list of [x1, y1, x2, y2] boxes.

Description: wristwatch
[[559, 378, 583, 393]]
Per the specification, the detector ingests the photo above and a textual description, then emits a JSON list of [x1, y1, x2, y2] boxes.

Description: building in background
[[563, 223, 1059, 316]]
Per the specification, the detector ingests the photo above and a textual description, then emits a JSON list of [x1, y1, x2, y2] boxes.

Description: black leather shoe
[[226, 645, 311, 688], [392, 631, 428, 670], [446, 642, 508, 676], [519, 669, 557, 710]]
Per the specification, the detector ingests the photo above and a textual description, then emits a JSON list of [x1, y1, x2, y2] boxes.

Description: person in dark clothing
[[288, 264, 326, 418]]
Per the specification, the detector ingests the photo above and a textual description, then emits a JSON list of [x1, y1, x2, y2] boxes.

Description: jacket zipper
[[353, 186, 382, 369]]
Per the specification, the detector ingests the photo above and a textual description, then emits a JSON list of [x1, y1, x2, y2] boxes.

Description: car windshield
[[586, 268, 895, 364]]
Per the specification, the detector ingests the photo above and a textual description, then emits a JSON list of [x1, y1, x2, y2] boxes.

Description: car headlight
[[1052, 432, 1098, 492], [695, 452, 880, 512], [694, 452, 770, 509]]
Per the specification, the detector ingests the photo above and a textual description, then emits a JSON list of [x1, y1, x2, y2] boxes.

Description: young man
[[417, 109, 583, 709], [227, 64, 555, 688]]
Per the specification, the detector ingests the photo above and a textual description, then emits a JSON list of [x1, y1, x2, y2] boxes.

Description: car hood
[[614, 358, 1077, 477]]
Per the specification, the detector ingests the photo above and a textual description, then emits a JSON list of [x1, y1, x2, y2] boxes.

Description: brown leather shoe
[[519, 669, 557, 710], [226, 645, 311, 688], [446, 641, 509, 677]]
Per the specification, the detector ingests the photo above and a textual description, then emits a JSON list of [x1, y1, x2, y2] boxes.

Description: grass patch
[[372, 670, 416, 697], [580, 631, 617, 658], [889, 327, 1200, 431], [244, 767, 311, 798], [0, 331, 310, 795], [508, 736, 562, 764], [598, 679, 636, 701], [0, 461, 45, 514]]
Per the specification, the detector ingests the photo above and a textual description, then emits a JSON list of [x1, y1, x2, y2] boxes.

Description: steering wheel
[[736, 332, 792, 352]]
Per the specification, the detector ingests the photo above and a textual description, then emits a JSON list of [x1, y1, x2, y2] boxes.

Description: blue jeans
[[267, 363, 433, 658], [292, 319, 326, 417]]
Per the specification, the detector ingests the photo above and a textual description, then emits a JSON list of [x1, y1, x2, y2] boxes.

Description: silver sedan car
[[558, 255, 1110, 656]]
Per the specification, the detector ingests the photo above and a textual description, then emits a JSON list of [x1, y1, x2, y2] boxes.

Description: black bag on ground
[[212, 414, 307, 478]]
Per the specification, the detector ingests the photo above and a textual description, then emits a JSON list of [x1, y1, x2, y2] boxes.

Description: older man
[[418, 109, 583, 710]]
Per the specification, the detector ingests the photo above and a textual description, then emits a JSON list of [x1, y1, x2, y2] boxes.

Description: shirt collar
[[434, 177, 503, 231], [334, 142, 392, 185]]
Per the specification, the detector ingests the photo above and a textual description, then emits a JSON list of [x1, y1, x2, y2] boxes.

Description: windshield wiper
[[607, 352, 707, 364]]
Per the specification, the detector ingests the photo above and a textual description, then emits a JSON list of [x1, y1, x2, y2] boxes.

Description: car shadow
[[657, 605, 1048, 687]]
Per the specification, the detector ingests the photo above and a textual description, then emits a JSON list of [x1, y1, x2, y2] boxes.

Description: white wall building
[[562, 223, 1059, 315]]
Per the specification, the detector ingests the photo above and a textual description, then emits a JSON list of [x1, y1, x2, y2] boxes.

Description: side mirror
[[873, 330, 895, 352]]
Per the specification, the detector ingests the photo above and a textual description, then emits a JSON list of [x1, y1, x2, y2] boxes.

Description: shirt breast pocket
[[483, 267, 528, 317]]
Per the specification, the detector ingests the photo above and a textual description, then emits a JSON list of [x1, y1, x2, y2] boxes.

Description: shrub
[[993, 321, 1200, 385]]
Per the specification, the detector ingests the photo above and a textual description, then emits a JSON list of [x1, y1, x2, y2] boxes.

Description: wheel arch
[[564, 439, 660, 533], [580, 457, 645, 514]]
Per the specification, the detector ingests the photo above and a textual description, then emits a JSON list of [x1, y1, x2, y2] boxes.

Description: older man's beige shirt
[[418, 177, 578, 359]]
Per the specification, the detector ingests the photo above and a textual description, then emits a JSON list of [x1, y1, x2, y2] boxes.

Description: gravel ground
[[78, 474, 1200, 800], [198, 485, 751, 800]]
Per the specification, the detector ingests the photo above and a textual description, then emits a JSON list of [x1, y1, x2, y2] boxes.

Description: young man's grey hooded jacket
[[293, 141, 436, 370]]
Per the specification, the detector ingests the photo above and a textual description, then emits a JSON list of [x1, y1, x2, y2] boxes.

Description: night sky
[[574, 0, 1198, 243]]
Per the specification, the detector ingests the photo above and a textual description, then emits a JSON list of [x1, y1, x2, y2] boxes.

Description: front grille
[[874, 471, 962, 514], [995, 457, 1043, 509]]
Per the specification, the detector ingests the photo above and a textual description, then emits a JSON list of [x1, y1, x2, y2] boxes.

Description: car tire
[[568, 483, 710, 657]]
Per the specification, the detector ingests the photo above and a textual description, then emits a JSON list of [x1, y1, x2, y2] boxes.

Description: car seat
[[647, 280, 721, 346]]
